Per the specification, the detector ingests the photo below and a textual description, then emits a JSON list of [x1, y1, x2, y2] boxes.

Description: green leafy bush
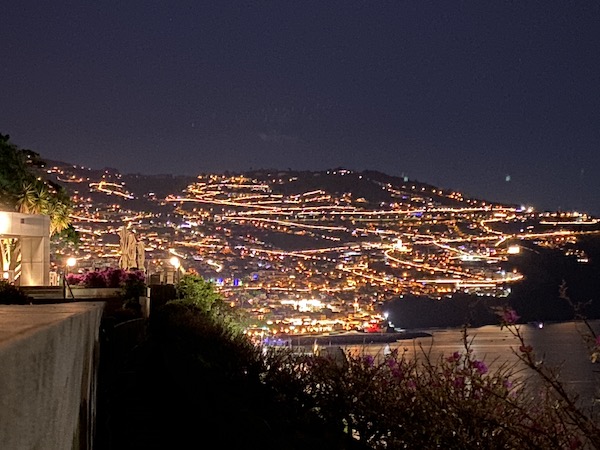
[[174, 274, 222, 313]]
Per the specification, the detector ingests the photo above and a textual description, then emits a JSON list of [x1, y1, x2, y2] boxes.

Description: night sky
[[2, 2, 599, 214]]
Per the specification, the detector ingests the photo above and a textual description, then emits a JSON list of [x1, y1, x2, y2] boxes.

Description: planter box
[[64, 287, 151, 318], [68, 287, 122, 299]]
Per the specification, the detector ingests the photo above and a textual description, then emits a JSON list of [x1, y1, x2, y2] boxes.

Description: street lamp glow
[[169, 256, 180, 269], [66, 257, 77, 267]]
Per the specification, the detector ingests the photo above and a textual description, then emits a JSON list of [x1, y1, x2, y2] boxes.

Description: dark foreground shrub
[[0, 281, 32, 304], [144, 299, 366, 450], [151, 300, 262, 388], [126, 281, 600, 450], [261, 328, 599, 450]]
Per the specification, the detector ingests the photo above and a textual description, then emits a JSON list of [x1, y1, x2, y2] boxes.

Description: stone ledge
[[0, 302, 104, 449]]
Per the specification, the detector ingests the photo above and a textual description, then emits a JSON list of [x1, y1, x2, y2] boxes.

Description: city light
[[42, 162, 600, 338]]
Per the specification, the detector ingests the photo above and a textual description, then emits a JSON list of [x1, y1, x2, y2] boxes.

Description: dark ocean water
[[385, 235, 600, 329], [336, 320, 600, 410]]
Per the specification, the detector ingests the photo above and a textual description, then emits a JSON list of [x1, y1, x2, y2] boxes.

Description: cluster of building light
[[35, 164, 600, 338]]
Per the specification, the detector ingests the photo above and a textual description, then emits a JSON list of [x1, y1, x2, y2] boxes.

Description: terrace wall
[[0, 302, 104, 450]]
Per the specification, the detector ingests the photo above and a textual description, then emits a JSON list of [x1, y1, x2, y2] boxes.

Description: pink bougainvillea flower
[[472, 360, 488, 374], [519, 345, 533, 354], [446, 351, 461, 363], [502, 308, 520, 324], [453, 376, 465, 388], [391, 367, 403, 379]]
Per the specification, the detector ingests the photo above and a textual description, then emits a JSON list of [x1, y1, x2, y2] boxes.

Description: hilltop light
[[394, 239, 410, 252], [507, 246, 521, 255]]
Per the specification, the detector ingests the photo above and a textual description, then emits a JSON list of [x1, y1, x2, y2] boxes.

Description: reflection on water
[[335, 321, 600, 409]]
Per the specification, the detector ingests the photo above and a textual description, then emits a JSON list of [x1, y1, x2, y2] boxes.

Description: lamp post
[[64, 257, 77, 299], [169, 256, 181, 285]]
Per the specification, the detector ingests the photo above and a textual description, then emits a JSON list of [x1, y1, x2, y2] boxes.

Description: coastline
[[279, 330, 432, 347]]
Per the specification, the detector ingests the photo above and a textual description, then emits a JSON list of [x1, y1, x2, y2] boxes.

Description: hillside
[[35, 159, 600, 328]]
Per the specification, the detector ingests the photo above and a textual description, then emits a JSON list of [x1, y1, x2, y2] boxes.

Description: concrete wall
[[0, 211, 50, 286], [0, 302, 104, 450], [20, 235, 50, 286]]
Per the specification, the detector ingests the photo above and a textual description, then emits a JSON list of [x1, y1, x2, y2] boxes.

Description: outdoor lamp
[[169, 256, 180, 269], [63, 257, 77, 299], [170, 256, 181, 284]]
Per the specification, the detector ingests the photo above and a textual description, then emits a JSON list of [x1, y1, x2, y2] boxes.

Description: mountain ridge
[[42, 159, 522, 213]]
